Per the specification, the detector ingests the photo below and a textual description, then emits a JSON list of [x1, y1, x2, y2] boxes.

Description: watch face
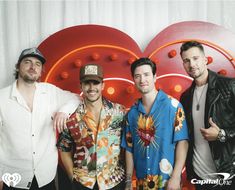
[[218, 129, 226, 142], [220, 136, 226, 142]]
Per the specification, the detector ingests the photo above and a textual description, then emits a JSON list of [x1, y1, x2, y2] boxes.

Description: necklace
[[194, 84, 207, 111]]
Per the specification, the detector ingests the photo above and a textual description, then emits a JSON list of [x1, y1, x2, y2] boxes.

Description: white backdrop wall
[[1, 0, 235, 88]]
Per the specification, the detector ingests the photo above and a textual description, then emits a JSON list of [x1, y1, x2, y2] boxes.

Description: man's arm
[[125, 151, 134, 190], [50, 84, 82, 133], [216, 79, 235, 140], [59, 151, 74, 181], [167, 140, 188, 190], [57, 128, 74, 180], [53, 98, 81, 133]]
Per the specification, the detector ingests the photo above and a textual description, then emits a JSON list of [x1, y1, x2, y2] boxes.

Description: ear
[[101, 82, 105, 90], [204, 56, 208, 65], [153, 74, 157, 83], [15, 64, 20, 71], [79, 82, 83, 91]]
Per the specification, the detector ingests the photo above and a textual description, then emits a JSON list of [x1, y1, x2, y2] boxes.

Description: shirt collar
[[10, 80, 41, 103], [78, 97, 113, 115], [10, 80, 29, 109], [137, 90, 165, 114], [10, 80, 20, 100]]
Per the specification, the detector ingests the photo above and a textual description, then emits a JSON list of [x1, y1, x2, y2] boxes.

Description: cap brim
[[19, 54, 46, 64], [80, 76, 103, 83]]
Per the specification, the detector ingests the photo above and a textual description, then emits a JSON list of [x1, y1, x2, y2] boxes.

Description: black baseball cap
[[18, 47, 46, 64]]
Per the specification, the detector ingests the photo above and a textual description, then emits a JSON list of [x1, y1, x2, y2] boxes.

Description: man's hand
[[53, 112, 68, 133], [200, 117, 220, 141], [166, 176, 181, 190]]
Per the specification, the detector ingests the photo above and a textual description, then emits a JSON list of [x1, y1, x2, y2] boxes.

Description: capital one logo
[[191, 173, 235, 186], [1, 173, 21, 187]]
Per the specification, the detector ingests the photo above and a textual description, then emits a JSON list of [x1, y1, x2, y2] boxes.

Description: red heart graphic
[[39, 21, 235, 108]]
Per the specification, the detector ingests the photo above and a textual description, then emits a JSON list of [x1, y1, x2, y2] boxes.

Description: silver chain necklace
[[194, 84, 207, 111]]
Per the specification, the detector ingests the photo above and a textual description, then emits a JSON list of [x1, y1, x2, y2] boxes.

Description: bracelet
[[126, 174, 132, 180], [125, 179, 132, 183]]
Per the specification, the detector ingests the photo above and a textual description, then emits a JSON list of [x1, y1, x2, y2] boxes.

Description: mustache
[[87, 90, 98, 93], [28, 68, 37, 73]]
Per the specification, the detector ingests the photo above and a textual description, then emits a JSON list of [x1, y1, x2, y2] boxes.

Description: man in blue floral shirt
[[121, 58, 189, 190]]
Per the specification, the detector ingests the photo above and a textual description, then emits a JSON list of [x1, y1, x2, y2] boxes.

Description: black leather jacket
[[180, 70, 235, 179]]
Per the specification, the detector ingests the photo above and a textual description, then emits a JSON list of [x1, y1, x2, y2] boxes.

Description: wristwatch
[[217, 129, 226, 142]]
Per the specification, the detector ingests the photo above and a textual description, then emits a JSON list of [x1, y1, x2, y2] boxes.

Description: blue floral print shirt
[[121, 90, 188, 190]]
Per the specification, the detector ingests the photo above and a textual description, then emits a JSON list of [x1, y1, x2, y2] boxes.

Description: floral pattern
[[57, 98, 125, 189], [174, 107, 185, 131], [121, 90, 188, 190], [137, 175, 163, 190]]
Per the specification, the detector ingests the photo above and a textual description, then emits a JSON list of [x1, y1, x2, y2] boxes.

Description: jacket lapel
[[204, 70, 220, 129], [187, 83, 195, 139]]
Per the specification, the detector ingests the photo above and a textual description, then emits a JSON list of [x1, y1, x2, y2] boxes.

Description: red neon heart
[[39, 21, 235, 108]]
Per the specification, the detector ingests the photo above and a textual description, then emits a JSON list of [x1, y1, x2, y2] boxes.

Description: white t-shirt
[[0, 81, 79, 188], [192, 83, 217, 179]]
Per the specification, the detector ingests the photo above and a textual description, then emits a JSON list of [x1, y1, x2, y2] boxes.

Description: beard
[[189, 70, 203, 79], [188, 65, 208, 79], [19, 73, 40, 83], [136, 84, 153, 94]]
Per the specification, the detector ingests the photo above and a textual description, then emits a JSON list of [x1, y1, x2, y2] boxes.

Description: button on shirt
[[121, 90, 188, 190], [57, 98, 125, 190], [0, 81, 78, 189]]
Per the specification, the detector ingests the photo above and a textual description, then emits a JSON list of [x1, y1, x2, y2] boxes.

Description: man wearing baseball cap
[[0, 47, 79, 190], [57, 63, 126, 190]]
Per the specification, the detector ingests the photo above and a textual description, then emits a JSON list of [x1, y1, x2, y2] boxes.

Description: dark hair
[[14, 62, 20, 79], [130, 57, 156, 77], [180, 41, 205, 56]]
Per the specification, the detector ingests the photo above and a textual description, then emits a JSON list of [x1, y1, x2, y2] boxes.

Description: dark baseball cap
[[80, 63, 103, 83], [18, 47, 46, 64]]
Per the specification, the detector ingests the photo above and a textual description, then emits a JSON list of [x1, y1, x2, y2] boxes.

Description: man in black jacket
[[180, 40, 235, 190]]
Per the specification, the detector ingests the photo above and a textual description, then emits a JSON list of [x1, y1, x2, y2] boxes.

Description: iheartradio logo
[[1, 173, 21, 187]]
